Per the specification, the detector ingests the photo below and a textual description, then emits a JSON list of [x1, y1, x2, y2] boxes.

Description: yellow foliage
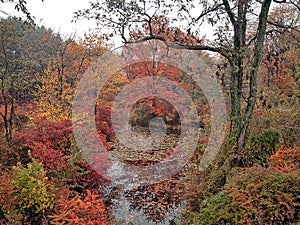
[[12, 157, 55, 214]]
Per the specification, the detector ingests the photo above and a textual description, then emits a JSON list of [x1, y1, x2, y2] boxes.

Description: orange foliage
[[270, 146, 300, 172], [49, 190, 110, 225]]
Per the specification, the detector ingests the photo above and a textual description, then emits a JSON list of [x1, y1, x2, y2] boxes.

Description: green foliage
[[11, 155, 55, 215], [188, 166, 300, 225], [241, 129, 280, 166], [250, 130, 279, 158], [274, 107, 300, 148], [281, 127, 299, 148], [188, 192, 232, 225]]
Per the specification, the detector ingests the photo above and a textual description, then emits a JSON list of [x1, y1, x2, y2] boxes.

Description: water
[[101, 127, 187, 224], [102, 160, 185, 224]]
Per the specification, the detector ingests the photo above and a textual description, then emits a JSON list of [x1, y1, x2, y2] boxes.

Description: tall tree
[[35, 32, 108, 121], [261, 5, 299, 95], [0, 17, 36, 143], [0, 18, 62, 143], [76, 0, 299, 149]]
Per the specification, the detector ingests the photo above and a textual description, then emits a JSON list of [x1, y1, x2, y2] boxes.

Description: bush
[[16, 116, 72, 152], [188, 147, 300, 225], [49, 190, 110, 225], [0, 156, 55, 224], [12, 157, 55, 215], [16, 117, 72, 176], [270, 146, 300, 172], [241, 129, 280, 166], [189, 168, 299, 225]]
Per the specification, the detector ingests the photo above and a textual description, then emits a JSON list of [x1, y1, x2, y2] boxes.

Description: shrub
[[188, 147, 300, 225], [70, 159, 110, 191], [95, 105, 115, 143], [16, 117, 72, 174], [0, 156, 55, 224], [11, 157, 55, 216], [30, 142, 68, 172], [241, 129, 280, 166], [49, 190, 110, 225], [16, 116, 72, 152], [0, 171, 20, 224], [189, 167, 300, 225], [270, 146, 300, 172]]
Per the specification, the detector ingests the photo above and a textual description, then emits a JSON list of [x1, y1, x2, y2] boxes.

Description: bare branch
[[291, 1, 300, 11], [223, 0, 236, 25], [124, 35, 232, 59], [267, 19, 300, 32], [273, 0, 287, 3], [194, 3, 223, 23]]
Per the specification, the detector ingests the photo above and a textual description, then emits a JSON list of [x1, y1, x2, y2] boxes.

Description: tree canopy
[[76, 0, 299, 149]]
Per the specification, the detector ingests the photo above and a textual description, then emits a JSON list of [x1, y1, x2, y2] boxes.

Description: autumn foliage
[[188, 147, 300, 225], [270, 146, 300, 172], [0, 157, 55, 224], [0, 6, 299, 224], [16, 116, 72, 171], [49, 190, 110, 225]]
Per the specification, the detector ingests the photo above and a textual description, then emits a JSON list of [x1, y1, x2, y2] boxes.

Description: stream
[[101, 127, 189, 224]]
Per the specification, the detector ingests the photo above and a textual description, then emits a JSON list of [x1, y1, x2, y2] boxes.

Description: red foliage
[[50, 190, 110, 225], [30, 142, 68, 171], [252, 109, 262, 117], [0, 172, 18, 220], [270, 146, 300, 172], [200, 137, 209, 144], [71, 160, 110, 191], [16, 116, 72, 171], [95, 105, 114, 148], [17, 116, 72, 151]]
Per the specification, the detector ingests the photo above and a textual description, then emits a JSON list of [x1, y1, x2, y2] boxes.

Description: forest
[[0, 0, 299, 224]]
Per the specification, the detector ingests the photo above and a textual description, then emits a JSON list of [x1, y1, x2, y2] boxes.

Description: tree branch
[[223, 0, 236, 25], [273, 0, 287, 3], [194, 3, 223, 23], [267, 20, 300, 33], [291, 1, 300, 11], [240, 0, 272, 147], [124, 35, 232, 59]]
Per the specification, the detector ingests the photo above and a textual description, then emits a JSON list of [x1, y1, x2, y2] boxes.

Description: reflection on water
[[100, 124, 190, 225], [103, 161, 185, 224], [109, 192, 184, 224]]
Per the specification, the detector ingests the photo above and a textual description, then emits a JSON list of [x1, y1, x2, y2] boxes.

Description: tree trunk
[[229, 0, 272, 149]]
